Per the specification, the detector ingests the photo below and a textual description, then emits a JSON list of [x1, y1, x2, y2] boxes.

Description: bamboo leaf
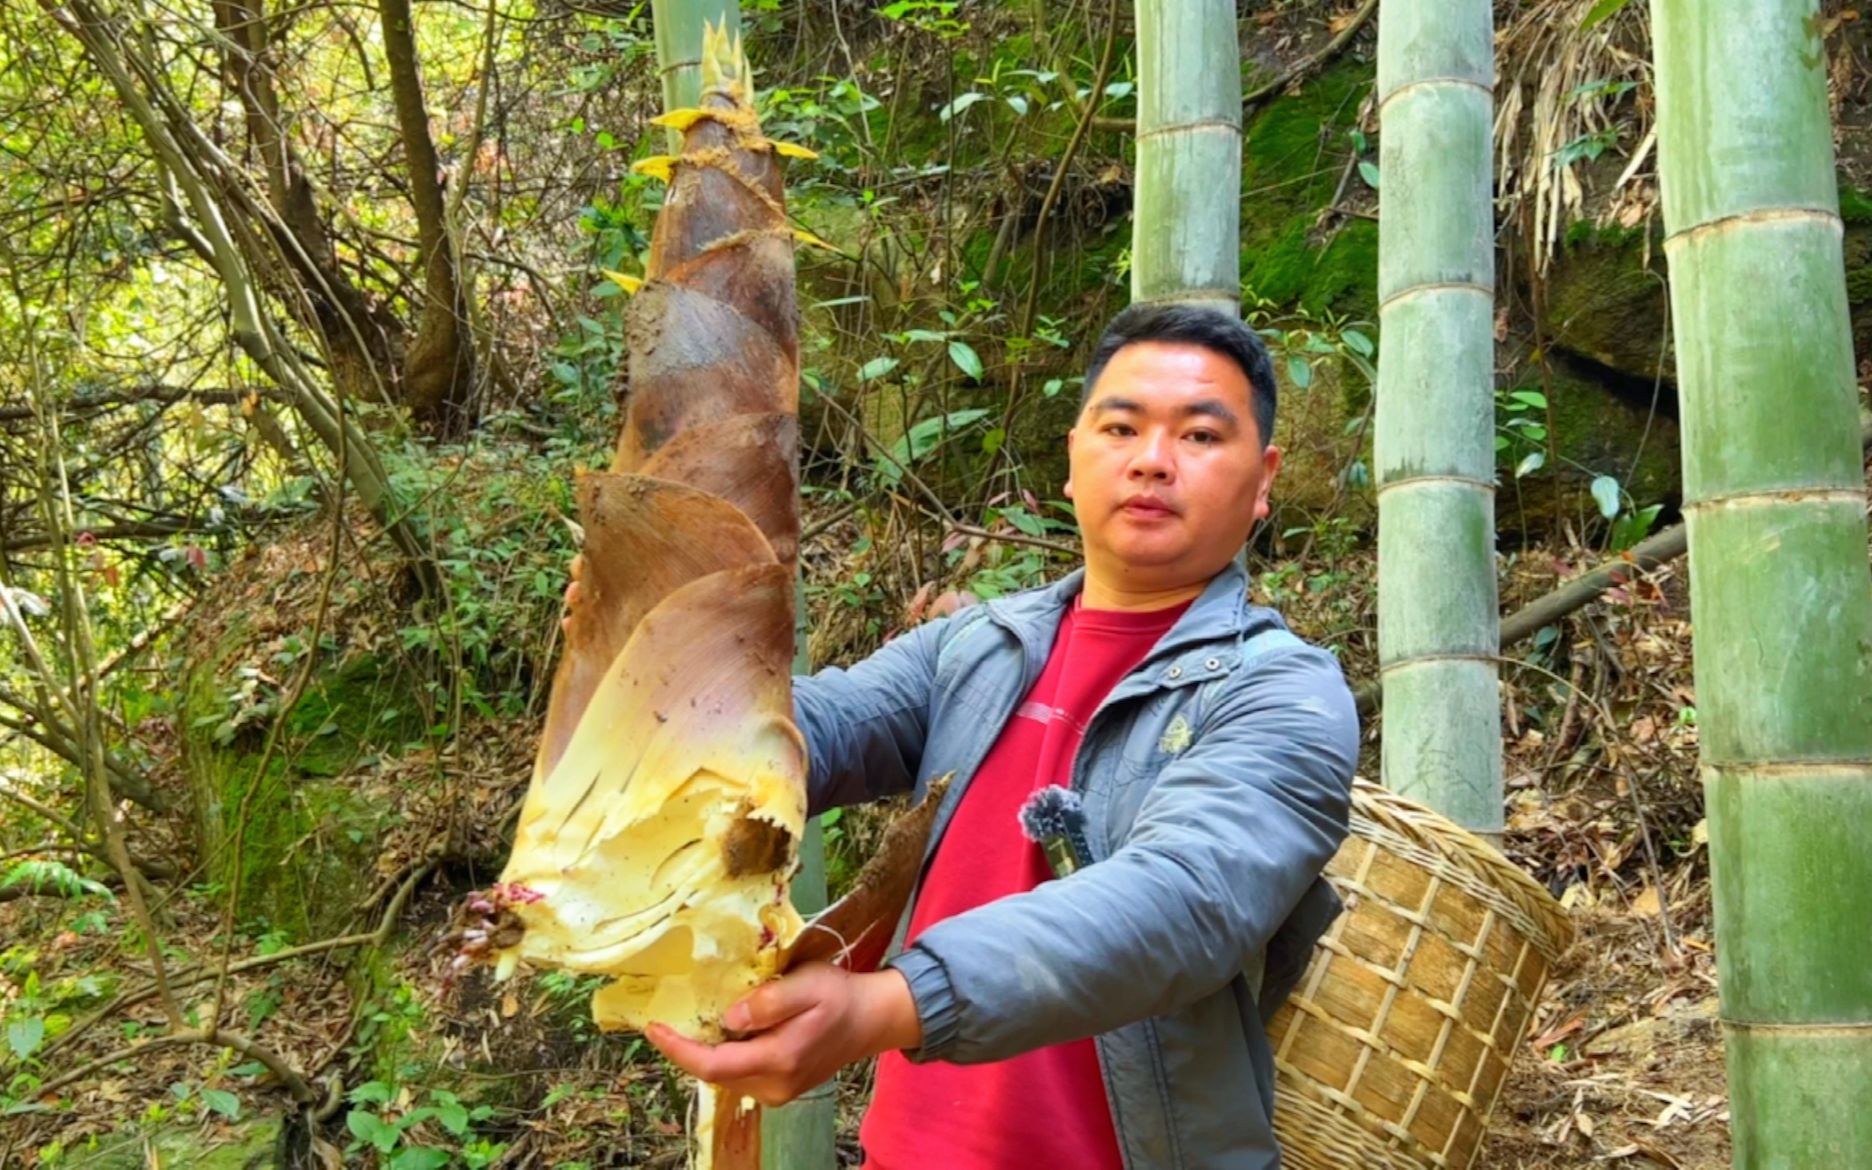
[[1287, 356, 1313, 389], [1591, 474, 1623, 519], [1515, 451, 1546, 478], [1580, 0, 1633, 31], [947, 340, 984, 381], [1358, 161, 1381, 189], [858, 357, 899, 382]]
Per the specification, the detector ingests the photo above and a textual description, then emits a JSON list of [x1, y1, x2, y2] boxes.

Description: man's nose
[[1127, 430, 1174, 480]]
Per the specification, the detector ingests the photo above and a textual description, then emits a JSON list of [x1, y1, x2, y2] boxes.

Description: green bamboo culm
[[763, 599, 838, 1169], [1131, 0, 1240, 314], [1649, 1, 1872, 1162], [1372, 0, 1502, 834], [642, 3, 830, 1164], [651, 0, 741, 149]]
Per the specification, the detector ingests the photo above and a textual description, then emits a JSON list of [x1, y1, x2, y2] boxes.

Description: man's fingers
[[646, 1024, 793, 1088], [644, 1023, 715, 1080], [560, 558, 584, 631], [728, 967, 834, 1032]]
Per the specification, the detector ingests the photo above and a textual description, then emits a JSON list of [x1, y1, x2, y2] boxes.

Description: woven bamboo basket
[[1268, 780, 1573, 1169]]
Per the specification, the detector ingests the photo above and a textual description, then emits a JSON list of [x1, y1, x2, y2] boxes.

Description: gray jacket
[[794, 561, 1361, 1169]]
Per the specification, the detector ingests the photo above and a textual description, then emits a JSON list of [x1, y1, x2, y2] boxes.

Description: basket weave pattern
[[1267, 782, 1573, 1170]]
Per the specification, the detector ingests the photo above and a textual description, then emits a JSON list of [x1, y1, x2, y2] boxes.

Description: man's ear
[[1062, 428, 1076, 500], [1252, 445, 1283, 523]]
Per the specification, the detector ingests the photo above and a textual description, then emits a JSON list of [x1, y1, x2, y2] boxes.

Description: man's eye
[[1187, 430, 1219, 444], [1104, 424, 1134, 437]]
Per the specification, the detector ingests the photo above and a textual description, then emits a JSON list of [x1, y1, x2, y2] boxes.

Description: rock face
[[1236, 58, 1872, 542]]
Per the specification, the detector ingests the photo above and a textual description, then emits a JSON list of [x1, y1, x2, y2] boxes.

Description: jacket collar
[[982, 559, 1262, 679]]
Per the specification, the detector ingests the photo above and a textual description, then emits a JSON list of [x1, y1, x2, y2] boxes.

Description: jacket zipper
[[1067, 648, 1221, 1170]]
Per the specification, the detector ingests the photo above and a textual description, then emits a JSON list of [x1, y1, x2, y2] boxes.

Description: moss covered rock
[[181, 627, 422, 941], [1841, 188, 1872, 363], [1542, 222, 1673, 384], [1541, 194, 1872, 390], [1264, 356, 1376, 534], [1240, 60, 1379, 318], [1495, 357, 1682, 539]]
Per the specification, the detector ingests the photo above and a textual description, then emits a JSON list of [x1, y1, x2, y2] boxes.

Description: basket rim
[[1348, 779, 1574, 957]]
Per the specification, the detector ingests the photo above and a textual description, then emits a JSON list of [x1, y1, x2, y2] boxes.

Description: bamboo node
[[1662, 205, 1843, 251]]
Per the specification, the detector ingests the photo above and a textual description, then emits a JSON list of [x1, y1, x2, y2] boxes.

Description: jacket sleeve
[[792, 613, 958, 815], [888, 645, 1360, 1064]]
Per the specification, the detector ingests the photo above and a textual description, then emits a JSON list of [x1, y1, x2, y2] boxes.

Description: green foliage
[[877, 409, 992, 487], [1553, 127, 1621, 170], [344, 1081, 504, 1168], [0, 859, 110, 900], [1579, 0, 1636, 31], [1497, 386, 1551, 479]]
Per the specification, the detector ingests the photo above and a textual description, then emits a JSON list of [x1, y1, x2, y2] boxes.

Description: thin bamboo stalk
[[1649, 1, 1872, 1161], [1373, 0, 1502, 835], [653, 0, 740, 149], [761, 598, 836, 1169], [1132, 0, 1240, 313]]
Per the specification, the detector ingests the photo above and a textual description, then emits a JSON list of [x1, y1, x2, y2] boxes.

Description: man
[[575, 303, 1360, 1167]]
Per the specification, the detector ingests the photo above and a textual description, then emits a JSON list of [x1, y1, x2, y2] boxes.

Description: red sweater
[[860, 596, 1190, 1170]]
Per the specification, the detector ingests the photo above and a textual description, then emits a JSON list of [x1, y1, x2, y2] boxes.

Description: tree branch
[[378, 0, 477, 433]]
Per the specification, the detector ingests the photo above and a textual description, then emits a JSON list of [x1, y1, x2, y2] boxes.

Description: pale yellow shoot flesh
[[496, 564, 805, 1040]]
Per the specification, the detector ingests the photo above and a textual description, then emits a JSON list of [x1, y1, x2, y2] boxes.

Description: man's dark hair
[[1081, 303, 1278, 445]]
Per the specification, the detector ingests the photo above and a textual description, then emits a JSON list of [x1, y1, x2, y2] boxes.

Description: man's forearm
[[854, 967, 924, 1056]]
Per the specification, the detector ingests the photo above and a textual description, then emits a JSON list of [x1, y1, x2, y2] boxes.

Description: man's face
[[1065, 340, 1281, 591]]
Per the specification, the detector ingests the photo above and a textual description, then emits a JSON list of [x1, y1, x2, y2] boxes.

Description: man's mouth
[[1119, 497, 1177, 517]]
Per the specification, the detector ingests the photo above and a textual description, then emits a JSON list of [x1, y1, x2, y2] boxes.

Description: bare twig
[[1016, 0, 1121, 347], [7, 328, 181, 1030], [31, 1025, 317, 1105], [813, 393, 1080, 557]]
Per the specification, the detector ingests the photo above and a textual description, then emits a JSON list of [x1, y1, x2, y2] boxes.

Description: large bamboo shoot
[[478, 25, 806, 1044]]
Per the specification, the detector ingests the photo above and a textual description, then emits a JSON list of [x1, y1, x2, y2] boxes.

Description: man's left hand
[[645, 962, 924, 1107]]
